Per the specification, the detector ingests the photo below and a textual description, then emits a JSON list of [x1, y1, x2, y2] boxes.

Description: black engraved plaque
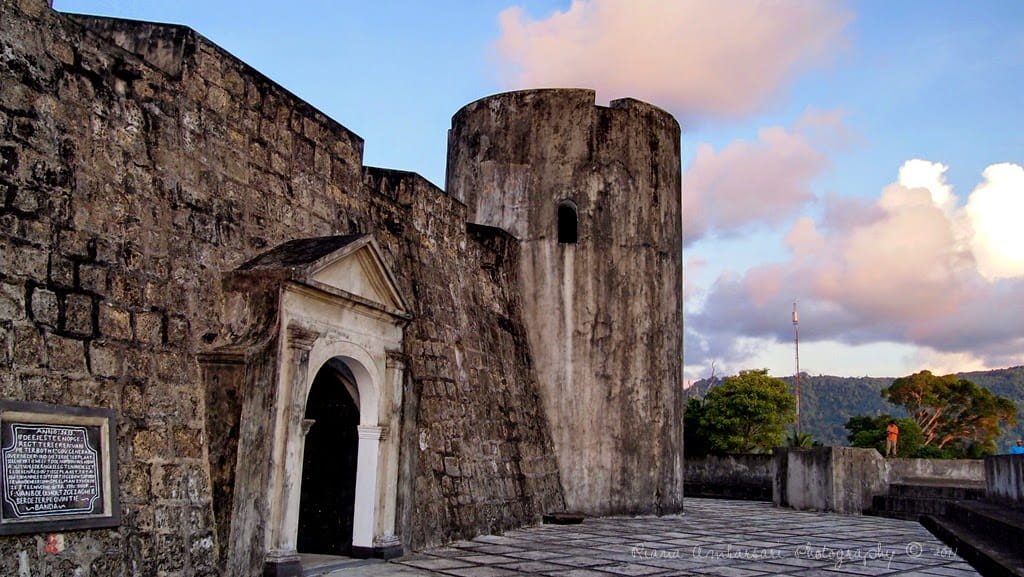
[[0, 401, 119, 534], [1, 423, 104, 518]]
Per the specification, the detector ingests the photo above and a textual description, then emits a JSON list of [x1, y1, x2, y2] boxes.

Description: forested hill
[[689, 366, 1024, 450]]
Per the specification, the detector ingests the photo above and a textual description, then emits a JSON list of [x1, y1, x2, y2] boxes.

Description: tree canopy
[[690, 369, 796, 454], [882, 370, 1017, 456], [690, 367, 1024, 452]]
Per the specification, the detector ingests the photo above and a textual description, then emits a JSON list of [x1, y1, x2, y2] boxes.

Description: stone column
[[264, 325, 318, 577], [351, 425, 385, 557], [374, 353, 406, 558]]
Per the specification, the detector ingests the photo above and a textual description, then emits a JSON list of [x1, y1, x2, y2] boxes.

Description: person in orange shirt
[[885, 422, 900, 457]]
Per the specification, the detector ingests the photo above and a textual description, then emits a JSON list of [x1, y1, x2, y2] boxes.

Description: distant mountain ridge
[[689, 366, 1024, 451]]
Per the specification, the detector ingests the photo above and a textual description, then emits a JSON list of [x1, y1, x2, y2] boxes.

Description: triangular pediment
[[307, 241, 406, 313], [235, 234, 409, 317]]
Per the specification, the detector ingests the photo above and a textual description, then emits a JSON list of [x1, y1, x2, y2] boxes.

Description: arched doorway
[[214, 235, 410, 576], [297, 360, 360, 556]]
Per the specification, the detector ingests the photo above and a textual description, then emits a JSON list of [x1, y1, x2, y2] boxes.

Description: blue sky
[[55, 0, 1024, 380]]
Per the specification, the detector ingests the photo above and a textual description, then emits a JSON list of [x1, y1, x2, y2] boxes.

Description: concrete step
[[869, 494, 954, 518], [947, 501, 1024, 553], [888, 481, 986, 501], [862, 506, 921, 522], [922, 514, 1024, 577], [864, 481, 989, 523], [684, 482, 771, 502], [299, 555, 381, 577]]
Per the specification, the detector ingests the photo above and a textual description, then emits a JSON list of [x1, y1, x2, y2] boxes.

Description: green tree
[[845, 414, 924, 457], [883, 370, 1018, 455], [683, 397, 713, 457], [698, 369, 796, 453], [785, 429, 816, 448]]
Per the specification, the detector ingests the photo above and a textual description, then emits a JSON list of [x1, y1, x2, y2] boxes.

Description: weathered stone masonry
[[0, 0, 683, 576], [448, 90, 684, 516]]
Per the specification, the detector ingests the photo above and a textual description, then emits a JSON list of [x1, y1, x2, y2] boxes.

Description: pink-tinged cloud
[[820, 192, 884, 232], [684, 113, 844, 244], [689, 160, 1024, 372], [684, 256, 707, 301], [495, 0, 852, 120]]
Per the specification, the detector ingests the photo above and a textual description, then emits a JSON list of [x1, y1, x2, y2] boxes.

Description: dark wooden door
[[297, 366, 360, 556]]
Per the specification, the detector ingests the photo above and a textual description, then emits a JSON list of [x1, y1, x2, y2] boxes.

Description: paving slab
[[326, 499, 979, 577]]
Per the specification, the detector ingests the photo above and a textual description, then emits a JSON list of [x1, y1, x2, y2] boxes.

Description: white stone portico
[[205, 235, 410, 577]]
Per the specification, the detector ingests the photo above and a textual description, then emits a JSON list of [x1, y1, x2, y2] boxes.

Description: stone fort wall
[[0, 1, 564, 575]]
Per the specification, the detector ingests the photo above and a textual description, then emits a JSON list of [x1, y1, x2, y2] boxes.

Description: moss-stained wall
[[0, 1, 562, 575], [447, 89, 684, 516]]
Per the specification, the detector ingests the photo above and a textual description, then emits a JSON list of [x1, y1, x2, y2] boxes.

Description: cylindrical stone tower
[[446, 89, 683, 515]]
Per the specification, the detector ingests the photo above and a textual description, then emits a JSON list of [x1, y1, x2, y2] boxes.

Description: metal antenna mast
[[792, 301, 801, 433]]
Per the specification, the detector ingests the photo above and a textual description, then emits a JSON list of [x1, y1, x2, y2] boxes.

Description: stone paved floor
[[328, 499, 978, 577]]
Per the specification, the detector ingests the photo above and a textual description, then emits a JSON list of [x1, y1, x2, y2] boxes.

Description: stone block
[[0, 322, 9, 368], [133, 429, 168, 461], [45, 333, 86, 372], [149, 384, 199, 422], [89, 341, 122, 378], [222, 69, 245, 97], [10, 185, 41, 213], [190, 532, 216, 573], [135, 310, 164, 345], [269, 151, 288, 175], [155, 351, 188, 383], [155, 464, 208, 502], [88, 552, 127, 577], [58, 229, 93, 260], [99, 302, 132, 340], [78, 263, 107, 292], [167, 315, 189, 346], [29, 287, 58, 326], [186, 505, 214, 536], [67, 376, 118, 408], [206, 84, 230, 116], [148, 505, 177, 533], [122, 348, 152, 379], [153, 533, 185, 571], [63, 292, 94, 335], [107, 272, 143, 307], [12, 324, 44, 368], [443, 456, 461, 477], [48, 253, 75, 287], [174, 428, 203, 459], [18, 219, 51, 248], [0, 281, 25, 320], [93, 238, 117, 265], [16, 0, 48, 18], [18, 372, 69, 405]]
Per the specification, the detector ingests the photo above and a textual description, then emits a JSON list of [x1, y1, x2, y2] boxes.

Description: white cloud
[[966, 163, 1024, 280], [907, 349, 991, 375], [896, 159, 955, 210]]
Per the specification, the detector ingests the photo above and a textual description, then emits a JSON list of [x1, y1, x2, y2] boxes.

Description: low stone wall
[[887, 458, 984, 483], [772, 448, 987, 514], [985, 455, 1024, 509], [774, 447, 889, 514], [684, 455, 773, 501], [685, 447, 990, 515]]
